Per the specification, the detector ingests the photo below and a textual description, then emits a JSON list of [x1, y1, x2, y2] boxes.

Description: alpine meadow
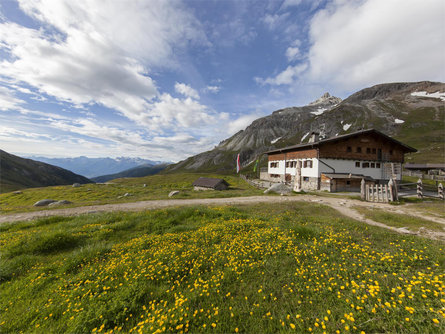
[[1, 1, 444, 334]]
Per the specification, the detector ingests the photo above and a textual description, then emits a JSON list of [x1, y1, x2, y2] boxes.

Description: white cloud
[[262, 12, 290, 30], [175, 82, 200, 99], [227, 113, 262, 135], [308, 0, 445, 88], [0, 85, 26, 110], [204, 85, 221, 93], [0, 0, 208, 127], [285, 39, 302, 62], [256, 63, 308, 86], [142, 93, 216, 131]]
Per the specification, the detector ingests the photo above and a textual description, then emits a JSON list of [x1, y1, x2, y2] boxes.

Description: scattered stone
[[13, 191, 22, 194], [123, 193, 131, 197], [264, 183, 292, 195], [143, 184, 147, 187], [169, 190, 180, 198], [34, 199, 57, 207], [48, 200, 73, 207], [72, 183, 81, 188]]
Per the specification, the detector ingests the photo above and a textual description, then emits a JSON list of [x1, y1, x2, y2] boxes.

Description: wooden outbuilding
[[192, 177, 229, 191]]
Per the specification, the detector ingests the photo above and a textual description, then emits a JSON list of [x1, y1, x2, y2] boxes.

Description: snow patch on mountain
[[343, 123, 351, 131], [271, 137, 281, 144], [301, 132, 310, 142], [311, 107, 327, 116], [394, 119, 405, 124], [411, 91, 445, 101]]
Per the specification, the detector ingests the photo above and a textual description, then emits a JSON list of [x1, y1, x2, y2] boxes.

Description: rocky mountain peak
[[308, 92, 342, 106]]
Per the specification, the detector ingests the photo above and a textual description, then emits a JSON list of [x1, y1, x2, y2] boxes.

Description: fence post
[[388, 179, 394, 202], [361, 178, 366, 200], [439, 183, 444, 200], [417, 179, 423, 199], [384, 184, 388, 202], [365, 184, 369, 201]]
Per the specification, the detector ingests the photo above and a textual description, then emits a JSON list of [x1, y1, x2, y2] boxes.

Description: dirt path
[[1, 195, 444, 241]]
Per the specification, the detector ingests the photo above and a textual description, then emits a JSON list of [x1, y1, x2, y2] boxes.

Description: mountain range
[[29, 156, 166, 178], [165, 81, 444, 173], [91, 164, 168, 183], [0, 150, 91, 193]]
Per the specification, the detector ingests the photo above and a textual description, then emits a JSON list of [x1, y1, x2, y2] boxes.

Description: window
[[371, 163, 375, 168], [304, 160, 313, 168], [372, 148, 376, 154], [389, 150, 393, 155], [355, 161, 360, 167], [356, 147, 362, 153], [346, 181, 351, 185], [270, 162, 278, 168], [303, 177, 309, 182], [376, 163, 381, 168], [347, 146, 352, 152], [366, 148, 371, 154], [270, 174, 280, 178], [362, 162, 369, 168]]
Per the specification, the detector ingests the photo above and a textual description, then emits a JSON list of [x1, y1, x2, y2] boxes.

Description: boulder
[[48, 200, 73, 207], [13, 191, 22, 194], [264, 183, 292, 195], [168, 190, 180, 198], [72, 183, 81, 188], [33, 199, 57, 207]]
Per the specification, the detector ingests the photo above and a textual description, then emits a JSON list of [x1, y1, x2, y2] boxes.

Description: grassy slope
[[395, 105, 445, 163], [0, 173, 263, 214], [0, 150, 91, 193], [354, 206, 445, 232], [1, 202, 444, 333]]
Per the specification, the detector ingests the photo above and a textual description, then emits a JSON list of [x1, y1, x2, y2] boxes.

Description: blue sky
[[0, 0, 444, 161]]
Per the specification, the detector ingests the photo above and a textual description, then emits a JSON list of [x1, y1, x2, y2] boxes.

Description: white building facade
[[262, 129, 416, 192]]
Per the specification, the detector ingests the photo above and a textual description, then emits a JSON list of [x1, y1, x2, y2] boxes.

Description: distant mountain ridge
[[91, 164, 169, 183], [30, 156, 166, 178], [165, 81, 444, 173], [0, 150, 92, 193]]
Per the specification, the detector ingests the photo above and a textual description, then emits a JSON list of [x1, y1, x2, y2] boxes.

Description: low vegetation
[[0, 173, 262, 214], [1, 202, 444, 333], [354, 206, 445, 232]]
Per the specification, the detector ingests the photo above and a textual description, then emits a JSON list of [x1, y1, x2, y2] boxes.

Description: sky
[[0, 0, 444, 162]]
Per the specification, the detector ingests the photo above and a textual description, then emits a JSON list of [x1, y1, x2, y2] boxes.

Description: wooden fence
[[364, 184, 392, 202], [362, 178, 444, 202]]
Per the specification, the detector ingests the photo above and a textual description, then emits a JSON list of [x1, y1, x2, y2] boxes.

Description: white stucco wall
[[268, 159, 319, 178], [268, 158, 402, 181], [318, 159, 402, 180]]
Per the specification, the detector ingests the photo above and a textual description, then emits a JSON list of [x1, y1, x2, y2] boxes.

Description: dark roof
[[322, 173, 375, 181], [404, 163, 445, 170], [266, 129, 417, 154], [192, 177, 229, 188]]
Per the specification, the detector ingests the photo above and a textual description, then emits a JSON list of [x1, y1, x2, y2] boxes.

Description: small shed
[[320, 173, 375, 192], [192, 177, 229, 191]]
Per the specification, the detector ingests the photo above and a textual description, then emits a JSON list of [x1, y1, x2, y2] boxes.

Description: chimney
[[308, 132, 319, 143]]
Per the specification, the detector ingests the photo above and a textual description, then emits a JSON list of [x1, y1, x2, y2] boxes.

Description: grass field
[[1, 202, 444, 333], [0, 173, 263, 214], [354, 206, 445, 232]]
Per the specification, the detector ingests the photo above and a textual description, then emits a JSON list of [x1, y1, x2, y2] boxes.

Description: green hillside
[[0, 173, 261, 213], [0, 150, 92, 193], [91, 164, 168, 183]]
